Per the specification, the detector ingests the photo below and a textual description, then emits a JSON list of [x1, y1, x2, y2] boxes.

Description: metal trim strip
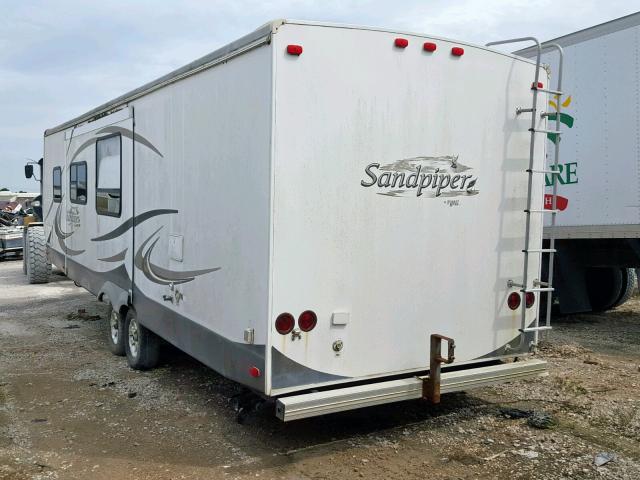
[[515, 12, 640, 57], [544, 224, 640, 239], [276, 359, 547, 421]]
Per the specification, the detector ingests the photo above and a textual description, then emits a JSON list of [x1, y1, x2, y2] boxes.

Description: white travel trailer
[[24, 20, 560, 421], [517, 12, 640, 314]]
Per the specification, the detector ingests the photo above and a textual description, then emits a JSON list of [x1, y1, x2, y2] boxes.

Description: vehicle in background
[[0, 226, 23, 260], [516, 12, 640, 315], [0, 188, 41, 260]]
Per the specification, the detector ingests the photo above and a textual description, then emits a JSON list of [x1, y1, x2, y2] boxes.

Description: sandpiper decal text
[[360, 155, 479, 198]]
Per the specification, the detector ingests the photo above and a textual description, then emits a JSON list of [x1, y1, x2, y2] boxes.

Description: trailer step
[[529, 128, 562, 135], [523, 287, 554, 293], [516, 107, 535, 115], [532, 87, 563, 95], [526, 169, 562, 175], [276, 359, 548, 421], [519, 326, 553, 333], [523, 248, 557, 253]]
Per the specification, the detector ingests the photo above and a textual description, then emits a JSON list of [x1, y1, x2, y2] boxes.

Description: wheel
[[25, 226, 51, 284], [124, 309, 160, 370], [585, 267, 624, 312], [609, 268, 637, 309], [107, 306, 126, 356]]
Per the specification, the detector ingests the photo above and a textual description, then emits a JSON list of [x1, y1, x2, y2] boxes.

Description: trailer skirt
[[276, 359, 547, 421]]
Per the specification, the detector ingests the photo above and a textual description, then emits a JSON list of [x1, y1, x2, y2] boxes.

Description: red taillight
[[275, 313, 295, 334], [423, 42, 437, 52], [451, 47, 464, 56], [525, 292, 536, 309], [395, 38, 409, 48], [531, 81, 543, 89], [298, 310, 317, 332], [508, 292, 521, 310], [287, 44, 303, 56], [249, 366, 261, 378]]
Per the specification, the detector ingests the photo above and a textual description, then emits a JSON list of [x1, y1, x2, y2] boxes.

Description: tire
[[609, 268, 637, 309], [107, 306, 126, 356], [585, 267, 623, 312], [124, 309, 160, 370], [26, 226, 51, 284], [22, 230, 27, 274]]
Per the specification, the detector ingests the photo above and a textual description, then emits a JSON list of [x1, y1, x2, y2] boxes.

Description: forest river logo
[[360, 155, 479, 198]]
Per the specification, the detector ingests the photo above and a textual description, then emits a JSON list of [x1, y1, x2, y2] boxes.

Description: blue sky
[[1, 0, 639, 191]]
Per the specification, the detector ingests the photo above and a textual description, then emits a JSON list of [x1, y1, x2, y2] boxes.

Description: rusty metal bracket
[[423, 334, 456, 403]]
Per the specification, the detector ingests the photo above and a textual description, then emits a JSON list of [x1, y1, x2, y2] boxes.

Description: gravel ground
[[0, 259, 639, 479]]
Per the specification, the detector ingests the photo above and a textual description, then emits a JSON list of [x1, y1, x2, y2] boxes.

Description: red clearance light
[[287, 44, 303, 56], [395, 38, 409, 48], [451, 47, 464, 57], [275, 312, 295, 334], [423, 42, 437, 52], [249, 366, 261, 378], [508, 292, 521, 310], [525, 292, 536, 309], [298, 310, 317, 332], [531, 82, 543, 89]]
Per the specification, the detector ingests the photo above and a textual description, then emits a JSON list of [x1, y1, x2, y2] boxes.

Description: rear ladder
[[486, 37, 565, 346]]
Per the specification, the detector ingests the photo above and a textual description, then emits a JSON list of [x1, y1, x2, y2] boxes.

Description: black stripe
[[91, 209, 178, 242]]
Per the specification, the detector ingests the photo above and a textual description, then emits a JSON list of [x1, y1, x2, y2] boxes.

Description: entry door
[[93, 115, 134, 289], [62, 108, 134, 292]]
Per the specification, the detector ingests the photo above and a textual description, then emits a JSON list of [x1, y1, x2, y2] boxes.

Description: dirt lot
[[1, 260, 639, 479]]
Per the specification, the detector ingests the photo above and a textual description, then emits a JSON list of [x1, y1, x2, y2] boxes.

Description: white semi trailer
[[23, 20, 560, 420], [517, 12, 640, 314]]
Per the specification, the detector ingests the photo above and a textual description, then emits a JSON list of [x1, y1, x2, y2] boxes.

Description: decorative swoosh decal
[[69, 125, 163, 162], [70, 137, 100, 163], [45, 198, 56, 220], [145, 260, 221, 280], [98, 249, 128, 262], [53, 202, 85, 257], [135, 226, 220, 285], [91, 209, 178, 242], [97, 126, 163, 157], [54, 203, 74, 239]]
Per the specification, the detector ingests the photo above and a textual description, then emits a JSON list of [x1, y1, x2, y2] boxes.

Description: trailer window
[[52, 167, 62, 203], [96, 135, 121, 217], [69, 162, 87, 204]]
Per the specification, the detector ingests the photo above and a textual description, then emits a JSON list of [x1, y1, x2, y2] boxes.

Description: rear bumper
[[276, 358, 547, 421]]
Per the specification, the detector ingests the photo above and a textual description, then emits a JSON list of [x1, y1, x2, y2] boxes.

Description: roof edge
[[514, 11, 640, 57], [46, 18, 536, 137]]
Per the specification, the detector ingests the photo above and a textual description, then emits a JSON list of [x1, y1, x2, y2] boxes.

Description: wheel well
[[119, 304, 130, 318]]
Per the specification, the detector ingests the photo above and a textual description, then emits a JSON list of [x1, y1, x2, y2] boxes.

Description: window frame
[[52, 166, 62, 203], [69, 161, 88, 205], [95, 133, 122, 217]]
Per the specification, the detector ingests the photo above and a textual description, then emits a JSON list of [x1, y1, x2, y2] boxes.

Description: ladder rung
[[532, 87, 562, 95], [523, 287, 554, 293], [529, 128, 562, 135], [523, 249, 557, 253], [525, 209, 560, 214], [519, 326, 553, 333], [526, 169, 562, 175]]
